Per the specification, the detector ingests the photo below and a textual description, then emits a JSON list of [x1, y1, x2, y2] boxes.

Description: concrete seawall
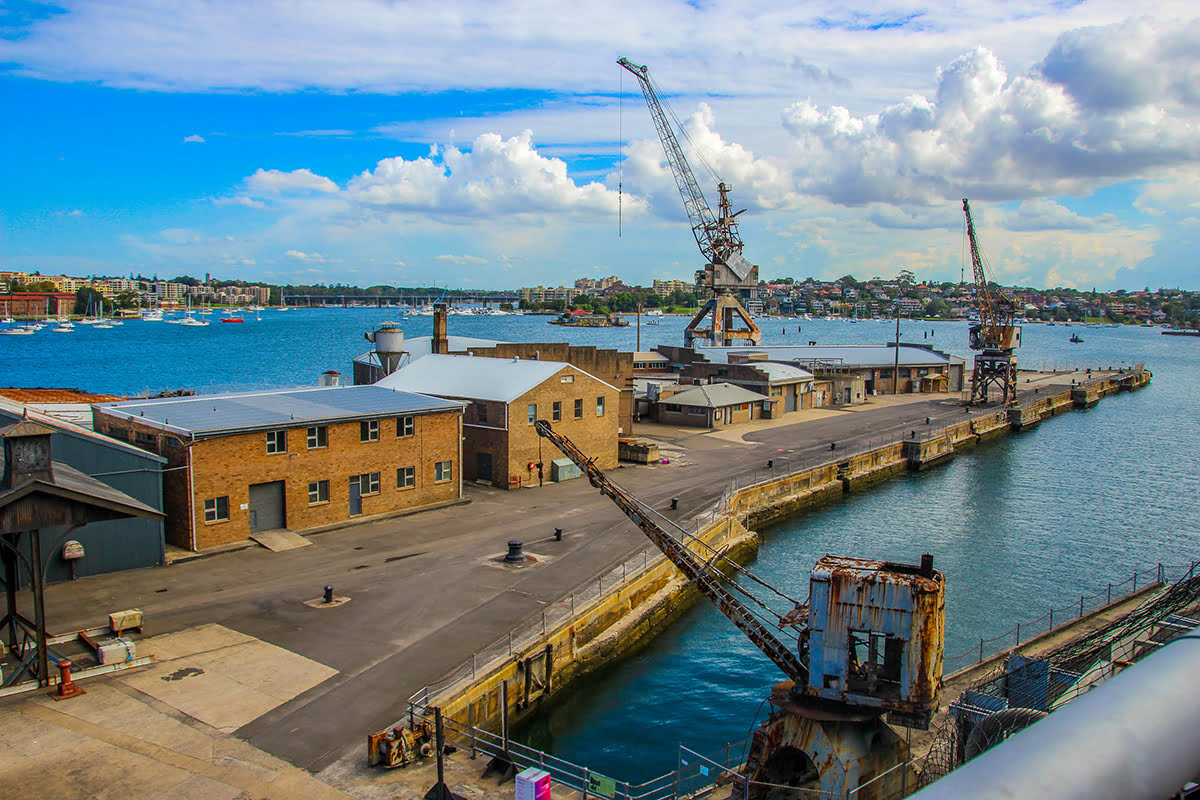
[[420, 369, 1151, 734]]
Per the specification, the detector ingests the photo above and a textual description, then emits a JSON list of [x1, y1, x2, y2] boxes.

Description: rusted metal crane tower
[[963, 199, 1021, 404], [617, 58, 762, 348], [536, 420, 945, 798]]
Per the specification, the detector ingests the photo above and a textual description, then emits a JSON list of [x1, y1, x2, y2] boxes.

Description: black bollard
[[554, 527, 563, 541], [323, 585, 334, 604], [925, 417, 930, 424], [670, 497, 679, 510], [830, 442, 836, 451], [504, 540, 525, 563], [767, 459, 774, 469]]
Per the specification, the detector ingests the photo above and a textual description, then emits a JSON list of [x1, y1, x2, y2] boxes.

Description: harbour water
[[2, 310, 1194, 782]]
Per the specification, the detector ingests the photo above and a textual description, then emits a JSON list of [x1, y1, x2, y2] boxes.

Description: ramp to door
[[248, 480, 286, 533], [250, 529, 311, 552]]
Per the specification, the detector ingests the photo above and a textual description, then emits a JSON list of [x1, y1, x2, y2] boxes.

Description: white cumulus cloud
[[247, 168, 339, 194], [183, 133, 205, 143], [344, 130, 625, 219]]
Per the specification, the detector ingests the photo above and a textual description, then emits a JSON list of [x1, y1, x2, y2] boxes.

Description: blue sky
[[3, 2, 1199, 290]]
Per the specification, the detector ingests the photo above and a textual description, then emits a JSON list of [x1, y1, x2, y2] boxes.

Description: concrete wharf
[[0, 367, 1150, 799]]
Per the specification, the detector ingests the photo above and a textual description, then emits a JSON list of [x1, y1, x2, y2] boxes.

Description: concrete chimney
[[432, 303, 449, 355]]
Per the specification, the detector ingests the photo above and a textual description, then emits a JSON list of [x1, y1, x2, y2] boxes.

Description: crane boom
[[962, 198, 1020, 403], [618, 58, 724, 266], [534, 420, 807, 681]]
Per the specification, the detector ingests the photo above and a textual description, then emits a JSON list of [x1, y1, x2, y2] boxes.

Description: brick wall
[[448, 343, 634, 435], [500, 367, 619, 489], [96, 408, 462, 550]]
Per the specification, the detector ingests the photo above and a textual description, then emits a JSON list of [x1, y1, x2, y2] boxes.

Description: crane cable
[[648, 72, 722, 189]]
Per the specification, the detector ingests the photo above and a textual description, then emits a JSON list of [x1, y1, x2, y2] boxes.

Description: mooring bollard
[[504, 540, 525, 563], [323, 585, 334, 604], [554, 527, 563, 541], [830, 442, 836, 451], [52, 659, 85, 700], [767, 459, 773, 469], [670, 497, 678, 510]]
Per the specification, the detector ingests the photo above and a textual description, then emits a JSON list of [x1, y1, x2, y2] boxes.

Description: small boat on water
[[220, 316, 244, 323], [1069, 333, 1084, 343]]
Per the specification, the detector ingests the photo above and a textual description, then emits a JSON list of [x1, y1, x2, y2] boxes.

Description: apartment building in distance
[[519, 286, 571, 304], [652, 279, 693, 297], [94, 385, 464, 550]]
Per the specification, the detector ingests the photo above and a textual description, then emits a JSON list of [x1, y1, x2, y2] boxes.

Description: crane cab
[[803, 554, 945, 729], [969, 324, 1022, 352]]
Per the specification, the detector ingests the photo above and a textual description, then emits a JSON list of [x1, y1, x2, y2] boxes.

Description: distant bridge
[[282, 294, 520, 307]]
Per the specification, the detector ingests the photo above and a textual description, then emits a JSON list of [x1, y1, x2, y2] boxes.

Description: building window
[[560, 374, 574, 383], [203, 496, 229, 523], [596, 396, 605, 416], [527, 404, 536, 424], [308, 480, 329, 505], [665, 403, 682, 412], [361, 420, 380, 442], [880, 369, 894, 379], [552, 401, 561, 422], [574, 398, 583, 419], [397, 466, 415, 489], [265, 430, 287, 454], [357, 472, 381, 495], [477, 404, 488, 424], [306, 426, 327, 449], [397, 415, 415, 437], [435, 461, 452, 483]]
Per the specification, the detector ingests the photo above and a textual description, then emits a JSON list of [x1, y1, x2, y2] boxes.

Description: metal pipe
[[911, 627, 1200, 800]]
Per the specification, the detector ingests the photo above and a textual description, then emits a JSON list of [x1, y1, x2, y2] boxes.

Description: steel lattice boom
[[535, 420, 807, 681]]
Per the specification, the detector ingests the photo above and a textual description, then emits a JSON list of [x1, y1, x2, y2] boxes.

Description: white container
[[96, 637, 136, 664]]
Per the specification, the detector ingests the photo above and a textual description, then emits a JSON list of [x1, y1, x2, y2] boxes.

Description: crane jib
[[534, 420, 808, 681]]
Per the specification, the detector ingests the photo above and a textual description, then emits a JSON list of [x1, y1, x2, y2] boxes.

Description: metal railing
[[941, 562, 1194, 673], [410, 520, 749, 710]]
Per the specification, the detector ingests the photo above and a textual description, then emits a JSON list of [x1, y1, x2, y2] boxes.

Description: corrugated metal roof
[[664, 383, 772, 408], [754, 362, 815, 382], [0, 395, 166, 463], [377, 354, 614, 403], [699, 345, 950, 368], [0, 387, 124, 403], [95, 385, 462, 437]]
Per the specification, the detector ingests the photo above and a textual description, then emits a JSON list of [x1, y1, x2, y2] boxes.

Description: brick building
[[0, 292, 76, 318], [94, 385, 464, 551], [377, 354, 619, 489]]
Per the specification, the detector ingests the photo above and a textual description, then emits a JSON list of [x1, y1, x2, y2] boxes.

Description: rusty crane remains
[[535, 420, 946, 798]]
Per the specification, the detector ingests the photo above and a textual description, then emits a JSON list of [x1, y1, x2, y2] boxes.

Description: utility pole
[[894, 299, 901, 395], [636, 304, 641, 351]]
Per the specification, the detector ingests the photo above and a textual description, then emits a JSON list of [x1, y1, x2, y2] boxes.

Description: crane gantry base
[[684, 291, 762, 348], [970, 350, 1018, 405]]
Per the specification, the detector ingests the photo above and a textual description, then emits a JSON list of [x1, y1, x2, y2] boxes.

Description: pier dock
[[0, 367, 1150, 799]]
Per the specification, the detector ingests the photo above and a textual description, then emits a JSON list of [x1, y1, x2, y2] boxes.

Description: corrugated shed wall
[[1, 408, 166, 583]]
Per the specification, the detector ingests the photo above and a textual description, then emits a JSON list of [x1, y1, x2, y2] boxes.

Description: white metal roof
[[663, 383, 773, 408], [377, 354, 617, 404], [699, 345, 950, 368], [95, 385, 462, 437], [751, 362, 815, 383]]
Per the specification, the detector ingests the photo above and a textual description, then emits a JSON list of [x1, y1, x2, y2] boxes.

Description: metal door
[[349, 478, 362, 516], [248, 481, 285, 532], [476, 451, 493, 482], [785, 386, 798, 413], [844, 387, 853, 404]]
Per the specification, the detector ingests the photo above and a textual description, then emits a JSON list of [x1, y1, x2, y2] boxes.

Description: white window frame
[[265, 430, 287, 454], [361, 420, 380, 442], [397, 415, 415, 437], [397, 466, 416, 489], [596, 396, 605, 416], [306, 425, 327, 449], [434, 460, 452, 483], [359, 471, 381, 495], [527, 404, 536, 424], [308, 480, 329, 504]]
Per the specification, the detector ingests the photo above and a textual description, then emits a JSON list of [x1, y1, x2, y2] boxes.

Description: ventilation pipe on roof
[[365, 326, 406, 377]]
